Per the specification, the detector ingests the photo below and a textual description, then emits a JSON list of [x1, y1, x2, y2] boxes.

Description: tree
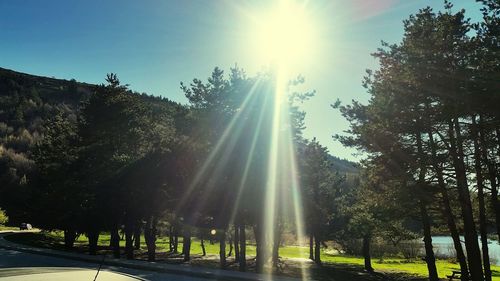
[[180, 67, 312, 271], [33, 112, 80, 248], [298, 138, 341, 265], [75, 73, 169, 255], [334, 3, 496, 280]]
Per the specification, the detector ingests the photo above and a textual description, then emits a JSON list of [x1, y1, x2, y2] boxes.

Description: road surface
[[0, 247, 210, 281]]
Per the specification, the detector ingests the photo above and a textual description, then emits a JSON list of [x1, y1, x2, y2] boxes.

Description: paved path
[[0, 246, 207, 280], [0, 231, 305, 281]]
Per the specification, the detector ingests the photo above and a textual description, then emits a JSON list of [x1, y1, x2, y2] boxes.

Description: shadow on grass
[[5, 233, 427, 281]]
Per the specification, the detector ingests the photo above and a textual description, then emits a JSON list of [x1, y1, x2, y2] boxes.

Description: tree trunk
[[448, 119, 484, 281], [314, 234, 321, 265], [496, 128, 500, 239], [239, 224, 246, 272], [228, 236, 233, 257], [272, 222, 281, 267], [420, 200, 439, 281], [415, 131, 438, 281], [125, 222, 134, 260], [110, 225, 120, 258], [312, 171, 321, 265], [174, 231, 179, 253], [88, 230, 99, 255], [439, 183, 470, 280], [220, 230, 226, 268], [63, 229, 77, 249], [254, 224, 264, 273], [481, 120, 500, 243], [428, 129, 469, 278], [182, 226, 191, 262], [362, 234, 373, 272], [472, 116, 492, 281], [201, 236, 206, 256], [169, 226, 173, 252], [234, 225, 240, 261], [144, 216, 157, 262], [309, 234, 314, 261], [133, 223, 141, 250]]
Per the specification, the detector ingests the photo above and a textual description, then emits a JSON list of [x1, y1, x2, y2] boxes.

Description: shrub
[[0, 208, 8, 225]]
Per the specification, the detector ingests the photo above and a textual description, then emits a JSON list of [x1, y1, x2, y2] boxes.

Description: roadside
[[0, 231, 429, 281], [0, 231, 299, 281]]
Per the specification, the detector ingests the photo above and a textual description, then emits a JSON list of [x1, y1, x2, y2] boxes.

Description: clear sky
[[0, 0, 482, 161]]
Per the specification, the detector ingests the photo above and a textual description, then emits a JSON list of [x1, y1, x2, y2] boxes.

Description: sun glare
[[252, 0, 316, 70]]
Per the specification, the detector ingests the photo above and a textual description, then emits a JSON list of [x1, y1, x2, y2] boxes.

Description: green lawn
[[0, 225, 19, 231], [7, 231, 500, 281], [322, 255, 500, 281]]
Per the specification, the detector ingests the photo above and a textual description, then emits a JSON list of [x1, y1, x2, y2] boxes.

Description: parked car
[[19, 223, 32, 230]]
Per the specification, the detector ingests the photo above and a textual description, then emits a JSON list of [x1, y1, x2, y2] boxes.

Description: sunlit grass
[[322, 255, 500, 280], [0, 225, 19, 231]]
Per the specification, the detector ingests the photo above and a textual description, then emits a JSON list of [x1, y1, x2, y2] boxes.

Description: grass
[[0, 225, 19, 231], [322, 255, 500, 281], [6, 230, 500, 281]]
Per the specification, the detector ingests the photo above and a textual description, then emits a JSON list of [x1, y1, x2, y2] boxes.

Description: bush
[[336, 237, 423, 259], [400, 240, 422, 260], [0, 208, 8, 225]]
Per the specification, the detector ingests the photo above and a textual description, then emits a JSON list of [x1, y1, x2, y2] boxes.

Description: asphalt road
[[0, 247, 210, 281]]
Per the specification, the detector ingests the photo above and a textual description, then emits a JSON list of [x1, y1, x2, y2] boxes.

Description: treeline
[[0, 67, 357, 272], [337, 1, 499, 281]]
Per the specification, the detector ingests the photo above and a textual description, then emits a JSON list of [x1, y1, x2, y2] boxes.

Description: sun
[[251, 0, 316, 71]]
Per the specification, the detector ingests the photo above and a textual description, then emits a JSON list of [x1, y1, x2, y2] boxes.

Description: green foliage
[[73, 73, 178, 234], [336, 2, 500, 280], [299, 138, 346, 238], [0, 69, 183, 229], [32, 112, 79, 230], [0, 208, 8, 225], [180, 67, 273, 227]]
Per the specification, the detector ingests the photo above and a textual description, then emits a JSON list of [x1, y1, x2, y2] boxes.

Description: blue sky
[[0, 0, 482, 161]]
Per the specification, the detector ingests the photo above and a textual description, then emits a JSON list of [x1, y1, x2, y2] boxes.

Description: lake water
[[431, 236, 500, 265]]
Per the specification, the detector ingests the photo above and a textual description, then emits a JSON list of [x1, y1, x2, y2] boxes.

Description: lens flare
[[175, 78, 263, 214], [179, 1, 314, 279], [251, 0, 317, 70], [262, 68, 309, 279]]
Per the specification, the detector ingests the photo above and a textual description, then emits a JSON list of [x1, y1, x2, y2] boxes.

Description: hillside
[[0, 68, 186, 198], [0, 67, 92, 144], [0, 68, 92, 190], [328, 154, 359, 174]]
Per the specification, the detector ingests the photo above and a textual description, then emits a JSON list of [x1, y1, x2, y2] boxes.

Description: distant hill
[[0, 67, 184, 192], [0, 67, 92, 139], [0, 68, 93, 184], [327, 154, 359, 174], [0, 67, 92, 106]]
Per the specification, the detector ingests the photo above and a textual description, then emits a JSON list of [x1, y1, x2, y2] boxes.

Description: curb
[[0, 232, 303, 281]]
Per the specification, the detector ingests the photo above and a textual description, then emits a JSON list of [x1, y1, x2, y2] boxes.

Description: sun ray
[[176, 3, 316, 279], [262, 69, 288, 277], [228, 92, 270, 226], [286, 123, 310, 280], [175, 78, 263, 213]]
